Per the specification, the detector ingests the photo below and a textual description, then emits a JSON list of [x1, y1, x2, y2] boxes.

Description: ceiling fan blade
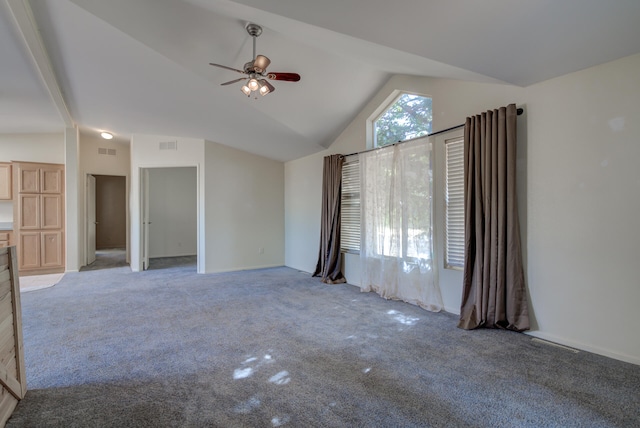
[[209, 63, 246, 74], [253, 55, 271, 73], [267, 72, 301, 82], [220, 77, 247, 86]]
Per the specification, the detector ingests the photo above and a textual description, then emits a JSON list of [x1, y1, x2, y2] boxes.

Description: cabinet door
[[41, 231, 63, 268], [17, 165, 40, 193], [41, 194, 63, 229], [0, 231, 9, 248], [18, 194, 40, 229], [41, 167, 63, 194], [0, 163, 11, 200], [19, 232, 40, 270]]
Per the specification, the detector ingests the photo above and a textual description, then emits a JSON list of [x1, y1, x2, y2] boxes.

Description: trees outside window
[[374, 93, 432, 148]]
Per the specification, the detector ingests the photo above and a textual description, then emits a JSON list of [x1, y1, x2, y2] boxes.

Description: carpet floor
[[79, 248, 128, 271], [7, 265, 640, 427]]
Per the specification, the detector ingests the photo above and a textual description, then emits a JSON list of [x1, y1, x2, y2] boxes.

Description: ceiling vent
[[159, 141, 177, 151]]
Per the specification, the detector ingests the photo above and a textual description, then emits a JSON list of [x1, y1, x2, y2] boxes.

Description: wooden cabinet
[[17, 194, 63, 230], [13, 162, 65, 274], [17, 232, 40, 270], [0, 163, 11, 200], [41, 231, 63, 267], [0, 231, 11, 248], [17, 164, 62, 194]]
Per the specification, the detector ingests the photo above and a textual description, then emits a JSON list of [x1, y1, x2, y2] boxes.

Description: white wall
[[0, 203, 11, 223], [0, 133, 64, 227], [284, 54, 640, 364], [204, 141, 284, 273], [130, 135, 284, 274], [0, 133, 65, 164], [130, 134, 206, 273], [79, 131, 131, 265], [65, 127, 80, 272], [284, 153, 323, 275], [523, 53, 640, 364], [148, 167, 197, 258]]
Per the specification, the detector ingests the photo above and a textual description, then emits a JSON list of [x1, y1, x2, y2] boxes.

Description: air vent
[[98, 147, 116, 156], [159, 141, 177, 151]]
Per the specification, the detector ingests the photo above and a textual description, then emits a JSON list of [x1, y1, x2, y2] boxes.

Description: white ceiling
[[2, 0, 640, 161]]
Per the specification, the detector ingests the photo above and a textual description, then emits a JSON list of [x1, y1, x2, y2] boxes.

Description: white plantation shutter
[[341, 154, 360, 253], [445, 137, 465, 269]]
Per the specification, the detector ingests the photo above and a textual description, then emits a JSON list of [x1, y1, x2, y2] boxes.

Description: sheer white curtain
[[360, 137, 443, 312]]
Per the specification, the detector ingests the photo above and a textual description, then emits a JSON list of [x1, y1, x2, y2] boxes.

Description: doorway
[[84, 174, 128, 271], [141, 167, 197, 271]]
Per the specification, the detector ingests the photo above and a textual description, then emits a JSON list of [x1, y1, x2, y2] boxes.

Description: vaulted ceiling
[[2, 0, 640, 161]]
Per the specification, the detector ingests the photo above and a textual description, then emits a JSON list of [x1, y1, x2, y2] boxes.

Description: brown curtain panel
[[313, 154, 347, 284], [458, 104, 530, 331]]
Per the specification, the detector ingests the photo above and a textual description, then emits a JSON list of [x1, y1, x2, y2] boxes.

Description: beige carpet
[[19, 273, 64, 292]]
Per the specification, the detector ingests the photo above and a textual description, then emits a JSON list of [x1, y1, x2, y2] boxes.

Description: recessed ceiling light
[[100, 132, 113, 140]]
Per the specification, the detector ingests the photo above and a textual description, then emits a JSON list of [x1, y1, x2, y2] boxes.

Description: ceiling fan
[[209, 23, 300, 97]]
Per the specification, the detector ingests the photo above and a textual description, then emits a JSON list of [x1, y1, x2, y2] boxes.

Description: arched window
[[373, 93, 432, 147]]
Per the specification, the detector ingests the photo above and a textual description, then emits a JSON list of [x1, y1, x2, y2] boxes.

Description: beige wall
[[284, 53, 640, 364], [130, 134, 284, 274], [204, 141, 284, 273], [80, 132, 130, 176], [79, 131, 131, 266]]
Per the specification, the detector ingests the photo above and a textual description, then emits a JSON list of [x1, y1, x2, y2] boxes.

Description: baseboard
[[525, 330, 640, 366], [205, 264, 284, 274], [443, 306, 461, 315], [19, 267, 65, 276], [149, 254, 196, 259]]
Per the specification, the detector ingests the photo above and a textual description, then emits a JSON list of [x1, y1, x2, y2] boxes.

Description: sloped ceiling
[[3, 0, 640, 161]]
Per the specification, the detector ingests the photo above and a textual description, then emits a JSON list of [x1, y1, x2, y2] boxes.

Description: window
[[340, 154, 360, 253], [374, 93, 432, 147], [445, 137, 464, 269]]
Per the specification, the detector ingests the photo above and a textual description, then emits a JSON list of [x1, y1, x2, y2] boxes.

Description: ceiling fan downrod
[[246, 23, 262, 60]]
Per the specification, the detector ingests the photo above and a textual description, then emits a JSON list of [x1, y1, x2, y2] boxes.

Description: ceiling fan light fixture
[[248, 78, 259, 91], [259, 79, 275, 96], [209, 23, 300, 99]]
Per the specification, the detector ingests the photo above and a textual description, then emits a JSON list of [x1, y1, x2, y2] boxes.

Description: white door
[[141, 169, 150, 271], [87, 174, 97, 265]]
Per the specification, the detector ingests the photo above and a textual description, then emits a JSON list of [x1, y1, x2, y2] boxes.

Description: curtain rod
[[342, 107, 524, 158]]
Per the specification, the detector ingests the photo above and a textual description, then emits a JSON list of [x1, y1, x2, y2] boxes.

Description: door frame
[[86, 174, 96, 265], [137, 165, 202, 273], [83, 172, 129, 267]]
